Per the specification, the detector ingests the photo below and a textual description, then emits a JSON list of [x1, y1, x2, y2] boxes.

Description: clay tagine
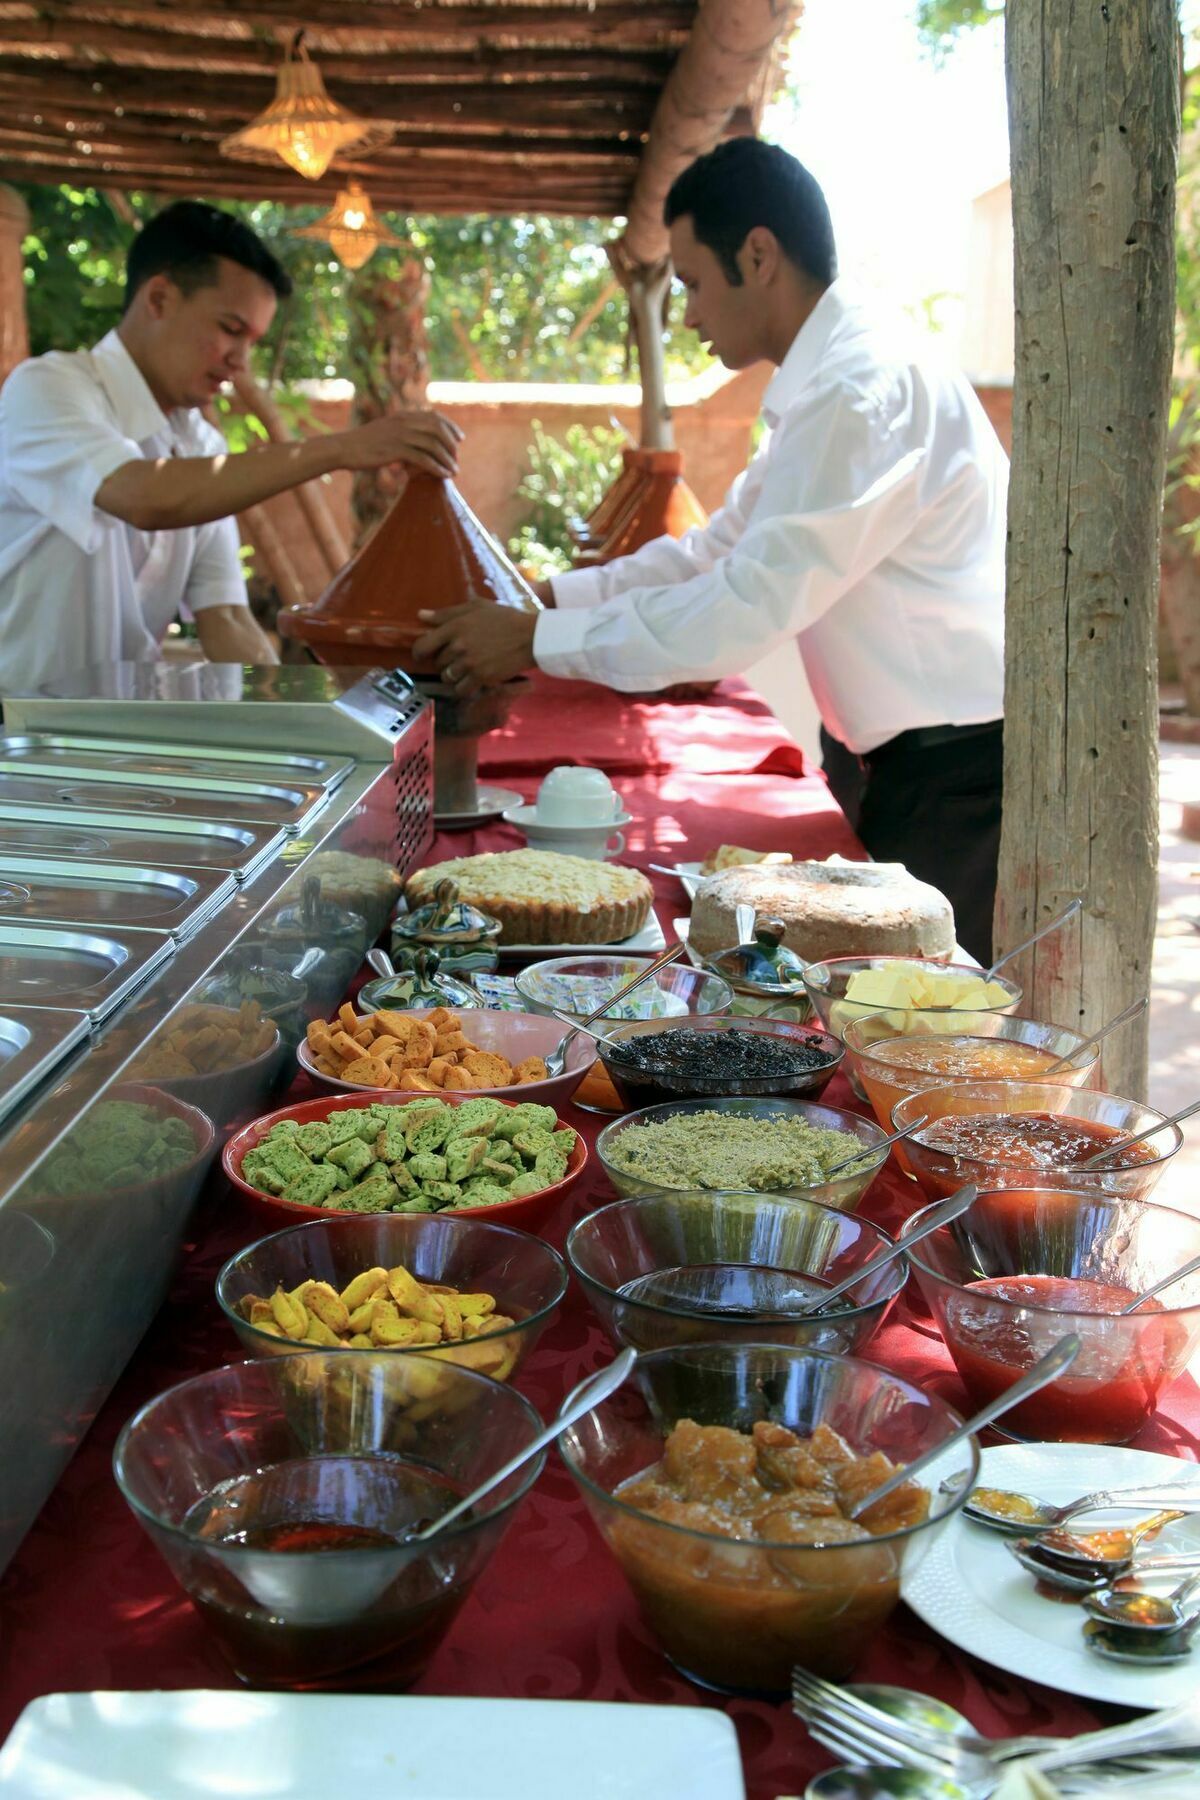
[[278, 470, 541, 815]]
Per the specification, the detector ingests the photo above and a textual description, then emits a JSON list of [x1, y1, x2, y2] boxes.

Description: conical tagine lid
[[278, 471, 541, 672]]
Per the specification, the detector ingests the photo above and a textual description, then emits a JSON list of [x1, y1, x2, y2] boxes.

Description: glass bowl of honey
[[892, 1082, 1182, 1205], [841, 1011, 1099, 1137]]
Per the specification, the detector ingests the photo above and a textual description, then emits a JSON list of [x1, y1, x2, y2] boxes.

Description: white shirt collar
[[91, 329, 177, 443], [761, 278, 857, 426]]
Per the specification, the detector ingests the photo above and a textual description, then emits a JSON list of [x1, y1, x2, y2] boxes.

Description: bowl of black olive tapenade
[[597, 1014, 844, 1107]]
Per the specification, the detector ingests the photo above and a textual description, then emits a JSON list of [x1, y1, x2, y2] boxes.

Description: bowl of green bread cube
[[223, 1088, 587, 1232]]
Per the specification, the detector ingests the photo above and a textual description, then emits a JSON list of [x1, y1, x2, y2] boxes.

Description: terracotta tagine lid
[[568, 445, 640, 550], [575, 448, 708, 567], [278, 471, 540, 671]]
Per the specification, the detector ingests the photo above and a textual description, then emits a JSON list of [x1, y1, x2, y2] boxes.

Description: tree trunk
[[997, 0, 1178, 1100]]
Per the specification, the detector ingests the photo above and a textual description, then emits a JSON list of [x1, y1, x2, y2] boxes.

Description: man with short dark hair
[[0, 199, 461, 686], [414, 139, 1007, 960]]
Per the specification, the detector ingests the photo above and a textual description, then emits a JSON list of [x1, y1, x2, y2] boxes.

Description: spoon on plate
[[1078, 1095, 1200, 1169], [846, 1335, 1081, 1520], [1019, 1509, 1188, 1571], [1038, 996, 1148, 1075], [946, 1471, 1200, 1535], [1083, 1612, 1200, 1664], [984, 898, 1083, 981], [1005, 1542, 1200, 1595], [1084, 1567, 1200, 1631], [404, 1350, 636, 1545]]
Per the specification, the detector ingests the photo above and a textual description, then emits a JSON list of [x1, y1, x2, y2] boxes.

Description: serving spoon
[[1038, 996, 1148, 1075], [947, 1472, 1200, 1535], [1083, 1611, 1200, 1665], [1018, 1509, 1188, 1571], [543, 941, 687, 1076], [822, 1114, 929, 1179], [1084, 1566, 1200, 1631], [1005, 1542, 1200, 1595], [985, 898, 1083, 981], [1119, 1247, 1200, 1313], [1078, 1095, 1200, 1169]]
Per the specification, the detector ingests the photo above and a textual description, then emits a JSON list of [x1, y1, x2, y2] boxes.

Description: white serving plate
[[904, 1441, 1200, 1707], [0, 1691, 746, 1799], [498, 910, 666, 959]]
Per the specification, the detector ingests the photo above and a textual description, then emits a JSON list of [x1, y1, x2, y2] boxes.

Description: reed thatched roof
[[0, 0, 791, 216]]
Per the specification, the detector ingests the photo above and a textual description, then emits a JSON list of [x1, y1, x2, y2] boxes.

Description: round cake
[[405, 849, 654, 946], [688, 861, 956, 963]]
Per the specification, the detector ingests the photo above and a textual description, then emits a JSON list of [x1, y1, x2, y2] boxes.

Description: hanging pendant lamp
[[220, 35, 395, 181], [294, 181, 405, 269]]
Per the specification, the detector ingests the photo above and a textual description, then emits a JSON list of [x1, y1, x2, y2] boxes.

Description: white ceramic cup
[[535, 765, 620, 825], [521, 823, 626, 862]]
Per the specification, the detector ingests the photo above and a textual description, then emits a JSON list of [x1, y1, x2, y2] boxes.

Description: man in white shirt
[[0, 200, 461, 692], [413, 140, 1007, 959]]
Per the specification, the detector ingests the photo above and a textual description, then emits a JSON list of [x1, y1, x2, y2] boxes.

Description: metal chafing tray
[[0, 768, 328, 832], [0, 1004, 90, 1127], [0, 857, 235, 942], [0, 923, 174, 1021], [0, 806, 285, 882], [0, 733, 353, 793]]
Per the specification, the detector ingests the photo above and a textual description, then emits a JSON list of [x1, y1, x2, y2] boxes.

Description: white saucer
[[435, 785, 524, 829], [503, 804, 632, 836]]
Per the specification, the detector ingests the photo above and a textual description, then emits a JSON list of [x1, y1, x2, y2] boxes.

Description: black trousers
[[820, 722, 1004, 966]]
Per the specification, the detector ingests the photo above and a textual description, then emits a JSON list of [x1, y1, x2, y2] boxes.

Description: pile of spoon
[[949, 1467, 1200, 1664]]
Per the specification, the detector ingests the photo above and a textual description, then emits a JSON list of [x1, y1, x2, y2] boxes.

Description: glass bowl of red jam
[[892, 1082, 1182, 1206], [113, 1351, 543, 1689], [597, 1013, 844, 1108], [901, 1187, 1200, 1443], [567, 1190, 907, 1356], [841, 1011, 1099, 1138], [558, 1342, 977, 1693]]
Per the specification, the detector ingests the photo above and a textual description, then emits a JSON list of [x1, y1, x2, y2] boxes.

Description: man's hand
[[412, 603, 539, 696], [336, 410, 462, 478], [195, 604, 279, 665]]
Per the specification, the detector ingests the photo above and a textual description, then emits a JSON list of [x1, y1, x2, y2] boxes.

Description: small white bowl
[[503, 804, 632, 862], [297, 1007, 596, 1108]]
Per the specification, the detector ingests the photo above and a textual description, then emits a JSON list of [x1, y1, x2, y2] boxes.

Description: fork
[[792, 1670, 1200, 1792], [791, 1669, 1063, 1765], [542, 940, 686, 1076]]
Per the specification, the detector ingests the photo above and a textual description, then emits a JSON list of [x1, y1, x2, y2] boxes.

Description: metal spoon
[[1079, 1095, 1200, 1169], [1038, 996, 1148, 1075], [788, 1185, 977, 1319], [805, 1771, 971, 1800], [1005, 1542, 1200, 1595], [1084, 1567, 1200, 1630], [947, 1473, 1200, 1535], [1119, 1247, 1200, 1313], [405, 1349, 636, 1544], [367, 946, 397, 980], [985, 898, 1083, 980], [1028, 1509, 1187, 1570], [823, 1114, 929, 1179], [543, 940, 687, 1076], [847, 1335, 1081, 1519], [1083, 1612, 1200, 1664]]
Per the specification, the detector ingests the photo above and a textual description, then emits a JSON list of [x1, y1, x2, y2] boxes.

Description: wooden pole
[[0, 183, 28, 384], [997, 0, 1179, 1099]]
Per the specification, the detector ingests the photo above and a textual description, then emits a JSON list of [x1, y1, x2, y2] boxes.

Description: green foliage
[[915, 2, 1004, 59], [17, 183, 706, 387], [508, 418, 627, 575]]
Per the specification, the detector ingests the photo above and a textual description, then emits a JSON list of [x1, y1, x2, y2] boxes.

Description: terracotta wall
[[246, 367, 1013, 605]]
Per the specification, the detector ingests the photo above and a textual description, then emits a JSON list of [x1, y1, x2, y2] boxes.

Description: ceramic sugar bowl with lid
[[390, 877, 502, 977]]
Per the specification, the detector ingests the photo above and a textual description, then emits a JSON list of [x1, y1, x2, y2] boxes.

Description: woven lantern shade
[[294, 182, 405, 270], [219, 38, 395, 181]]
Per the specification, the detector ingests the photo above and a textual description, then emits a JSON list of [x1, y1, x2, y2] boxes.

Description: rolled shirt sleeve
[[535, 386, 926, 691], [0, 358, 146, 553], [184, 513, 250, 614]]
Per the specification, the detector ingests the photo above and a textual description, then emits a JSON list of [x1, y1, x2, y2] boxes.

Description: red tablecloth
[[1, 682, 1196, 1800]]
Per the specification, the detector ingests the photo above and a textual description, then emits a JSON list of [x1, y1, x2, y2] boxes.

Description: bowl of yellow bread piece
[[299, 1004, 596, 1109]]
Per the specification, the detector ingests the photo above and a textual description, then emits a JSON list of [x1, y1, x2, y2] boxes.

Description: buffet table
[[0, 677, 1195, 1800]]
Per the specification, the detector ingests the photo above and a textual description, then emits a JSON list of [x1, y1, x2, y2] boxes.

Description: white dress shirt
[[535, 281, 1008, 754], [0, 329, 249, 692]]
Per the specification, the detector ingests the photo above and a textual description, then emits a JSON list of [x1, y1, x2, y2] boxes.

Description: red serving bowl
[[223, 1089, 587, 1234]]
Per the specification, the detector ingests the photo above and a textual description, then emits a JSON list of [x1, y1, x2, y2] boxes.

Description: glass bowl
[[842, 1011, 1099, 1134], [217, 1213, 567, 1382], [566, 1191, 906, 1355], [597, 1014, 843, 1107], [892, 1082, 1182, 1205], [901, 1187, 1200, 1443], [596, 1097, 890, 1212], [803, 956, 1022, 1098], [514, 955, 732, 1023], [558, 1342, 977, 1692], [113, 1351, 543, 1688]]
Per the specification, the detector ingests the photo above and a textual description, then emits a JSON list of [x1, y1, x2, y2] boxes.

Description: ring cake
[[405, 849, 654, 946], [688, 860, 956, 963]]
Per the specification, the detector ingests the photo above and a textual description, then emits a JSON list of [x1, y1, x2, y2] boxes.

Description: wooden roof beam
[[620, 0, 802, 268]]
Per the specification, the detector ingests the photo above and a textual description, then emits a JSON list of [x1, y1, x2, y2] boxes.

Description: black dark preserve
[[608, 1026, 835, 1080]]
